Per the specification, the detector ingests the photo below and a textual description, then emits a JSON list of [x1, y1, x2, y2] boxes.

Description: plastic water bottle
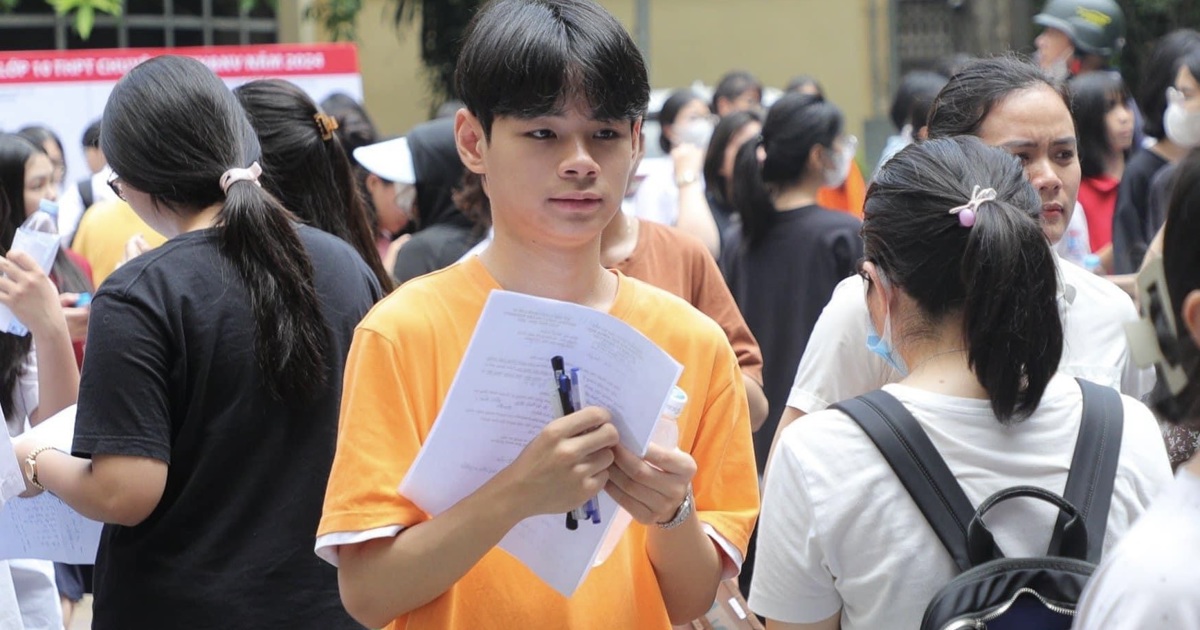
[[0, 199, 63, 336], [25, 199, 59, 234], [593, 386, 688, 567], [1083, 253, 1104, 275]]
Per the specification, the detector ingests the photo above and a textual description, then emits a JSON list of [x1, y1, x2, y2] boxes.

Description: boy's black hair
[[455, 0, 650, 138], [82, 120, 102, 149]]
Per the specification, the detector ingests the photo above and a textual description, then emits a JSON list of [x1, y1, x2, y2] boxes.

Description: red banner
[[0, 43, 358, 84]]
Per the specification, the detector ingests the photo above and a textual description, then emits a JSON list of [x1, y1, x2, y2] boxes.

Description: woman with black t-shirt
[[12, 55, 380, 629], [719, 93, 863, 475]]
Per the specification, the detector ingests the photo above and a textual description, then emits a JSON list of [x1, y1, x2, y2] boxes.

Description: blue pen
[[568, 367, 603, 527], [552, 356, 580, 530]]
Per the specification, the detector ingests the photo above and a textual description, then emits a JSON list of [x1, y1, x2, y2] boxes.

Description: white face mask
[[1164, 101, 1200, 148], [675, 118, 715, 149], [823, 136, 857, 188]]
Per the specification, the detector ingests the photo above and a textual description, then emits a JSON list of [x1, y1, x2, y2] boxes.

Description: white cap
[[353, 137, 417, 184]]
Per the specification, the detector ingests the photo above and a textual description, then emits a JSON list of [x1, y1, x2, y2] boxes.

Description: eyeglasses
[[106, 171, 125, 200]]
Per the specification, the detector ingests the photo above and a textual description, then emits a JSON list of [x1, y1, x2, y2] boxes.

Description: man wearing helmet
[[1035, 0, 1127, 79]]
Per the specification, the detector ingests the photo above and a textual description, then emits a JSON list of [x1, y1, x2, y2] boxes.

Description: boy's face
[[456, 99, 641, 250]]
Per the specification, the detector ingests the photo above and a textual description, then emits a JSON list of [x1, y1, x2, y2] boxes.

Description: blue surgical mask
[[866, 309, 908, 376]]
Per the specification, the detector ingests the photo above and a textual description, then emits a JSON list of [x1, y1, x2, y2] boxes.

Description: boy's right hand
[[497, 406, 619, 519]]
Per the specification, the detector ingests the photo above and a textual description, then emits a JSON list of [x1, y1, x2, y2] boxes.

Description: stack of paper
[[400, 290, 682, 596]]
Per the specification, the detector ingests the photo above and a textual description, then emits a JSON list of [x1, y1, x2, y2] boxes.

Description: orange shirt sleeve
[[319, 325, 430, 539], [686, 339, 760, 558], [687, 242, 764, 386]]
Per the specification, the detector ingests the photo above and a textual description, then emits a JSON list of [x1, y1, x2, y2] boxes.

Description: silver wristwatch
[[656, 483, 694, 530]]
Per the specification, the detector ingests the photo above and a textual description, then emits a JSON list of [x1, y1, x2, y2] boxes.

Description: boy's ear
[[631, 117, 643, 159], [456, 109, 488, 175]]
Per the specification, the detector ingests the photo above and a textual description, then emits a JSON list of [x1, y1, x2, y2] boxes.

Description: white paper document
[[0, 493, 102, 563], [0, 405, 103, 563], [399, 290, 682, 596]]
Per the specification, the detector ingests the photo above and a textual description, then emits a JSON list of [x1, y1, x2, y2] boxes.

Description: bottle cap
[[37, 199, 58, 218]]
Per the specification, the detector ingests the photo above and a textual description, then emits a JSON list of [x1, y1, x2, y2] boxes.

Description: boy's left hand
[[606, 443, 696, 525]]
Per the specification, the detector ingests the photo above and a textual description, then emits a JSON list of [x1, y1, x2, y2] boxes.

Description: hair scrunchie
[[219, 161, 263, 195]]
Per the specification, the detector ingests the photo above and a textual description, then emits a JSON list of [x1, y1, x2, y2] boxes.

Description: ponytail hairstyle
[[101, 55, 330, 405], [234, 79, 393, 293], [731, 92, 837, 247], [864, 136, 1063, 423]]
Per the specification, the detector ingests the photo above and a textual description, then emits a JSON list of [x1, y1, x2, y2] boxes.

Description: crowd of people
[[0, 0, 1198, 628]]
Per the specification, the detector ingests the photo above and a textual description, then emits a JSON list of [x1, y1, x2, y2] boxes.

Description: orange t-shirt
[[817, 160, 866, 219], [614, 219, 763, 386], [317, 257, 759, 630]]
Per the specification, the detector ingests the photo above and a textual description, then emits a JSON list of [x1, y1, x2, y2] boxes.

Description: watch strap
[[656, 483, 694, 530]]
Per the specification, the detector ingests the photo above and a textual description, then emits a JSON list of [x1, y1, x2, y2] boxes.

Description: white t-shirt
[[786, 254, 1155, 413], [1053, 202, 1092, 268], [749, 375, 1172, 629], [1073, 465, 1200, 628], [2, 348, 61, 630], [629, 157, 681, 227]]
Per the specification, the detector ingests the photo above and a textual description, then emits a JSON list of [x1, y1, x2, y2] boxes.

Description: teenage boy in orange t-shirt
[[315, 1, 760, 629]]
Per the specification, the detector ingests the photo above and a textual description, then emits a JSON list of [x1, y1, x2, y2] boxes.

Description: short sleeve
[[748, 424, 842, 623], [73, 290, 173, 462], [785, 277, 896, 413], [11, 347, 38, 431], [687, 340, 760, 569], [317, 326, 430, 563]]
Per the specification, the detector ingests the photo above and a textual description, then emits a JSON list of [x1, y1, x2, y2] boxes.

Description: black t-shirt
[[719, 204, 863, 474], [73, 225, 380, 629], [1112, 147, 1169, 273], [391, 223, 481, 283]]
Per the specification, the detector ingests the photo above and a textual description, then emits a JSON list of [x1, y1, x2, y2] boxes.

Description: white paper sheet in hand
[[399, 290, 682, 597], [0, 493, 102, 563], [0, 405, 103, 563]]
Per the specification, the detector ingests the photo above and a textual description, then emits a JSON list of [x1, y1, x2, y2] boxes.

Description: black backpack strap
[[833, 390, 976, 572], [78, 178, 93, 211], [1047, 378, 1125, 563]]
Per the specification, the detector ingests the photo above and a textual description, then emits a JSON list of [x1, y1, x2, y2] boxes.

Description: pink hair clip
[[948, 185, 997, 228]]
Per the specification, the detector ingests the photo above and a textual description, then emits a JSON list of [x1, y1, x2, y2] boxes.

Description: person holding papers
[[11, 56, 380, 629], [316, 1, 760, 628]]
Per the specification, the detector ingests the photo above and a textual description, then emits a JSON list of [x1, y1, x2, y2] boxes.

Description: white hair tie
[[947, 185, 997, 228], [219, 161, 263, 195]]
